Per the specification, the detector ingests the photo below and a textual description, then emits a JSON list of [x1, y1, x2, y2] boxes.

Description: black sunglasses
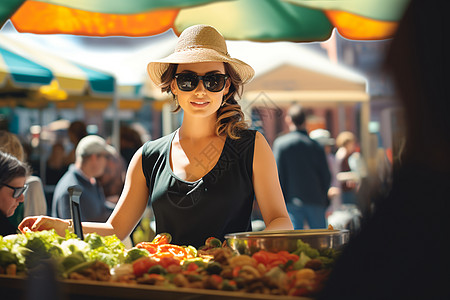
[[174, 73, 229, 92], [1, 183, 29, 198]]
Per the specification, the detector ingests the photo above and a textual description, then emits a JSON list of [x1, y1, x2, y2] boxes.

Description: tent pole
[[111, 81, 120, 152], [360, 100, 371, 167], [38, 107, 46, 185]]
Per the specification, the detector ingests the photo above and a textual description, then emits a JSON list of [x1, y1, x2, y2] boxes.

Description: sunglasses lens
[[203, 74, 227, 92], [13, 184, 28, 198], [175, 73, 228, 92], [176, 73, 199, 91]]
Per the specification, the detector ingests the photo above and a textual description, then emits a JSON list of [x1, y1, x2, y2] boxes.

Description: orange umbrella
[[1, 0, 410, 41]]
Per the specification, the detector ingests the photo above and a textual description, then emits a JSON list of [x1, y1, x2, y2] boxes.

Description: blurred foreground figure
[[0, 151, 29, 236], [318, 0, 450, 299]]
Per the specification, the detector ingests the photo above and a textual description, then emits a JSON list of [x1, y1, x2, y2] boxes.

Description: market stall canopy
[[228, 41, 368, 106], [0, 33, 115, 108], [1, 0, 410, 41], [0, 38, 52, 89]]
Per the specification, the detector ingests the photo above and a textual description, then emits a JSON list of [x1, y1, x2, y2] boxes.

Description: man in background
[[52, 135, 115, 222], [273, 105, 331, 229]]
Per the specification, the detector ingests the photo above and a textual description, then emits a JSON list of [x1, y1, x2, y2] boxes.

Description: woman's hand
[[18, 216, 69, 236]]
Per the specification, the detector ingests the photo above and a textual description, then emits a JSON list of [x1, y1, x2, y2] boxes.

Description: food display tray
[[0, 275, 310, 300]]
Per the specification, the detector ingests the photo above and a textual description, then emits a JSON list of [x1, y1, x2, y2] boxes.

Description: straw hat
[[147, 24, 255, 86]]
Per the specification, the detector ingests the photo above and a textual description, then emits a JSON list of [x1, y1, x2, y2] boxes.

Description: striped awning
[[0, 41, 52, 89], [0, 34, 114, 97], [1, 0, 410, 42]]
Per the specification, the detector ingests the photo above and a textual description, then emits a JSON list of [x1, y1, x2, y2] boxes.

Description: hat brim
[[147, 48, 255, 86], [104, 144, 117, 156]]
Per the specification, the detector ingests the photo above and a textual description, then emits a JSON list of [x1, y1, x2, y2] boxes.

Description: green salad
[[0, 230, 125, 277]]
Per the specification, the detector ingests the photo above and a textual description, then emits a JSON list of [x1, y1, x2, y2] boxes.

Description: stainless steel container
[[225, 229, 349, 255]]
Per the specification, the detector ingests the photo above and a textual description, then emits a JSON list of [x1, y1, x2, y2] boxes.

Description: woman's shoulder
[[231, 129, 257, 144], [224, 129, 258, 157], [142, 132, 175, 153], [236, 128, 257, 140]]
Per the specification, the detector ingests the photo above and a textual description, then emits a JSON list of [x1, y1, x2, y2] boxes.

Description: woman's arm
[[83, 147, 150, 240], [252, 131, 293, 231], [19, 147, 150, 241]]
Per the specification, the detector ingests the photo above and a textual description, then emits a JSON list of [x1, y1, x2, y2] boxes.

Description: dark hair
[[120, 125, 143, 148], [68, 121, 88, 143], [384, 0, 450, 169], [160, 63, 249, 139], [287, 104, 306, 128], [0, 151, 29, 185]]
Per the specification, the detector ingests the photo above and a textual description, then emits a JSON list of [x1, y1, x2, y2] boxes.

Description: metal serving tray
[[225, 229, 349, 255]]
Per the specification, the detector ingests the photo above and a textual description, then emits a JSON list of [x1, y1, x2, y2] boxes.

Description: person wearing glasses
[[0, 131, 47, 226], [20, 25, 293, 248], [0, 151, 30, 236]]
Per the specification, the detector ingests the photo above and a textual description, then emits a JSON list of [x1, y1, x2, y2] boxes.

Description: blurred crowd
[[0, 120, 151, 244], [271, 103, 382, 234], [1, 114, 389, 240]]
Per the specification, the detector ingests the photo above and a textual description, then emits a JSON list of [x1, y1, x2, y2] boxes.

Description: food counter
[[0, 274, 305, 300], [0, 229, 348, 299]]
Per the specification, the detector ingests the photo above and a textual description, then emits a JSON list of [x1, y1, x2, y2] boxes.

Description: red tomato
[[252, 251, 269, 265], [186, 262, 199, 271], [211, 274, 223, 284], [157, 244, 188, 259], [278, 250, 299, 262], [132, 257, 158, 277], [232, 266, 242, 278], [268, 260, 286, 269], [136, 242, 158, 254], [158, 257, 181, 269], [253, 250, 295, 268]]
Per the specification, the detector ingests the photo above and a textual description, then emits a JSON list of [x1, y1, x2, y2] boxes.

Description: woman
[[0, 151, 30, 236], [0, 131, 47, 226], [19, 25, 293, 247], [335, 131, 359, 205]]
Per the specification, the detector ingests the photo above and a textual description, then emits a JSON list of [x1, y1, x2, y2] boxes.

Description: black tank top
[[142, 129, 256, 248]]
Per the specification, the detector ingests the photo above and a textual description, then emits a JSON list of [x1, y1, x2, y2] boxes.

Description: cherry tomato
[[210, 274, 223, 284], [132, 257, 158, 277], [186, 262, 199, 271], [232, 266, 241, 278], [158, 257, 181, 269]]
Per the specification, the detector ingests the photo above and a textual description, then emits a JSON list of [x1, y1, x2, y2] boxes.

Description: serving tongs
[[68, 185, 84, 240]]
